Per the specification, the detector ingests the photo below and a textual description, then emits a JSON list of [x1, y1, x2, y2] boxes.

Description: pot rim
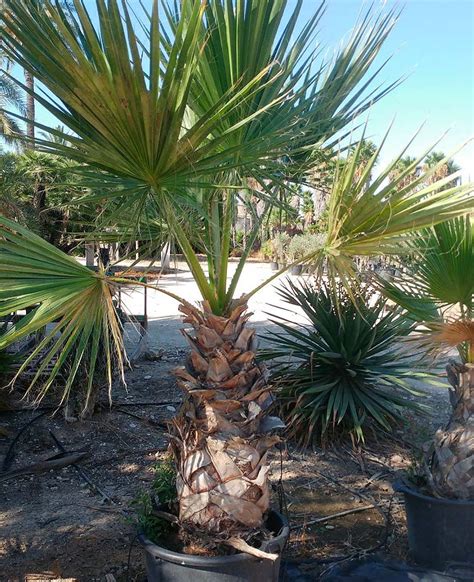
[[139, 509, 289, 567], [394, 479, 474, 506]]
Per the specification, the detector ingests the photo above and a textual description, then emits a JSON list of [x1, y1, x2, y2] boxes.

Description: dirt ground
[[0, 336, 451, 582]]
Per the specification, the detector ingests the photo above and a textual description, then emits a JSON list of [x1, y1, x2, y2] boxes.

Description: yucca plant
[[261, 279, 427, 444], [380, 216, 473, 498], [1, 0, 473, 546]]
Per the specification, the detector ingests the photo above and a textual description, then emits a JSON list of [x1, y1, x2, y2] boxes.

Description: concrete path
[[119, 260, 307, 352]]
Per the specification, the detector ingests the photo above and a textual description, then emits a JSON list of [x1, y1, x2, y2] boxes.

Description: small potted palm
[[382, 217, 474, 570], [287, 235, 306, 275], [271, 232, 291, 270], [261, 240, 279, 271]]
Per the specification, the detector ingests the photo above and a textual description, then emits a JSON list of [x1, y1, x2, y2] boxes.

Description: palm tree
[[1, 0, 473, 541], [388, 154, 418, 189], [0, 50, 25, 143], [349, 138, 377, 182], [424, 151, 461, 187], [380, 216, 473, 498], [1, 0, 75, 148], [0, 148, 89, 248]]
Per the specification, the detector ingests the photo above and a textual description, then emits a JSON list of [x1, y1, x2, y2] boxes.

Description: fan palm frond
[[0, 216, 135, 411]]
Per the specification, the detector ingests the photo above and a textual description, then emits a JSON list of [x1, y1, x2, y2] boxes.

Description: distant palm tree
[[3, 0, 76, 148], [0, 53, 25, 143], [23, 69, 35, 146], [424, 151, 461, 185], [389, 155, 418, 189], [350, 138, 377, 182]]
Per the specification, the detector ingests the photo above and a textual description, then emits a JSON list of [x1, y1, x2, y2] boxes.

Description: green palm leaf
[[0, 216, 131, 412], [380, 215, 473, 319], [244, 132, 474, 303], [378, 215, 474, 361], [168, 0, 401, 175]]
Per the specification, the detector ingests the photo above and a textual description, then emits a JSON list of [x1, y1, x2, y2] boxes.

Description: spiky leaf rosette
[[261, 279, 427, 444], [169, 301, 282, 535]]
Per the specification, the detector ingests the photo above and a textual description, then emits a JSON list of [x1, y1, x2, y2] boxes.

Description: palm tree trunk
[[170, 301, 281, 536], [24, 69, 35, 148], [431, 362, 474, 499]]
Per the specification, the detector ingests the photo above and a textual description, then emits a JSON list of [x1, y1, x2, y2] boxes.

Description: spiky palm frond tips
[[0, 216, 127, 412]]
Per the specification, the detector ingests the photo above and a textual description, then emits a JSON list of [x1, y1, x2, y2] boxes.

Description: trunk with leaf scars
[[24, 69, 35, 148], [431, 362, 474, 499], [169, 301, 283, 536]]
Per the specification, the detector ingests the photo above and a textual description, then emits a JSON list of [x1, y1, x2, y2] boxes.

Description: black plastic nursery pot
[[394, 481, 474, 571], [289, 264, 302, 276], [139, 510, 289, 582]]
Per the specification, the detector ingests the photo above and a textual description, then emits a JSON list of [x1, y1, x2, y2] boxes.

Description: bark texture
[[24, 69, 35, 148], [431, 362, 474, 499], [170, 301, 283, 536]]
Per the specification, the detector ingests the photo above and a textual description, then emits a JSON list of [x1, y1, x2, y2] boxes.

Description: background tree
[[389, 154, 418, 189], [424, 151, 461, 186], [349, 138, 377, 182], [0, 148, 91, 250], [0, 49, 25, 144]]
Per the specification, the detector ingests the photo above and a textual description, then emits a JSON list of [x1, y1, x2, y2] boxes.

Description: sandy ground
[[118, 259, 308, 352]]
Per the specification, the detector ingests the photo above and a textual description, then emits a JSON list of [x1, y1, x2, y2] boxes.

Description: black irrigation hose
[[1, 409, 52, 472], [112, 400, 180, 408], [125, 533, 139, 582], [1, 401, 179, 474], [0, 405, 56, 414], [114, 407, 169, 430], [48, 430, 116, 505], [2, 401, 180, 414]]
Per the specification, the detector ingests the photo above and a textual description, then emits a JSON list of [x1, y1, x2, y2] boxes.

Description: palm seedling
[[381, 216, 473, 498], [1, 0, 473, 546]]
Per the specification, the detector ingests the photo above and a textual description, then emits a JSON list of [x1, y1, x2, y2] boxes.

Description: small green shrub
[[234, 230, 245, 248], [287, 234, 307, 261], [131, 457, 176, 543], [271, 232, 290, 263], [261, 279, 428, 444], [260, 239, 274, 259]]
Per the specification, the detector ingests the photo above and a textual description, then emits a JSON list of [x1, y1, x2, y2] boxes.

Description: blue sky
[[291, 0, 474, 181], [30, 0, 474, 181]]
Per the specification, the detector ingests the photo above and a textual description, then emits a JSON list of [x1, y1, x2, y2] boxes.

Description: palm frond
[[168, 0, 402, 177], [378, 215, 474, 363], [380, 215, 474, 320], [0, 216, 131, 412], [244, 135, 473, 305], [2, 0, 289, 188]]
